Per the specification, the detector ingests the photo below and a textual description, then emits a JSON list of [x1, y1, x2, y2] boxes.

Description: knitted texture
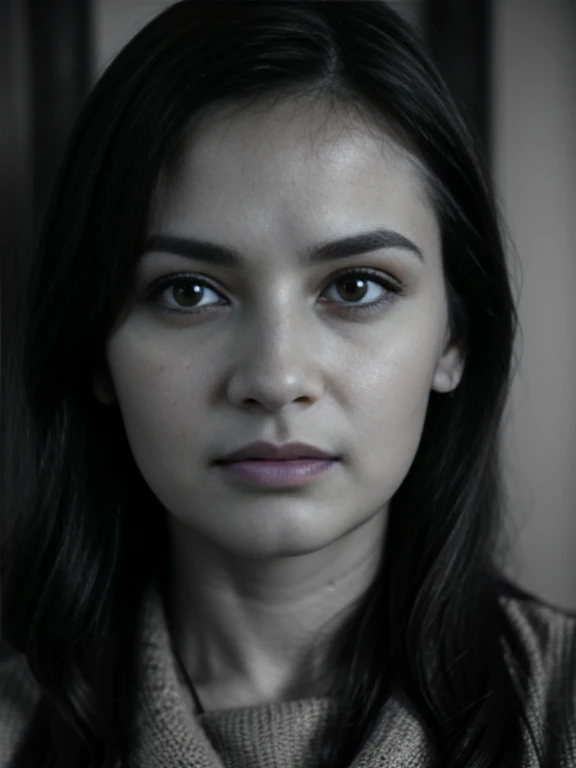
[[1, 580, 575, 768], [198, 698, 340, 768], [127, 580, 436, 767]]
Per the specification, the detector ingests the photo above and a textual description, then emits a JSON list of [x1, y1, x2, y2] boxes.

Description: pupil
[[174, 283, 201, 306], [339, 277, 367, 302]]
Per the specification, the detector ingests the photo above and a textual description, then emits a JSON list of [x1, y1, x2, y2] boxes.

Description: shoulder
[[497, 583, 576, 673], [0, 646, 42, 768], [497, 583, 576, 764]]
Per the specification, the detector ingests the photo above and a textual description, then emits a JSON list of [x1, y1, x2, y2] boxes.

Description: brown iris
[[173, 282, 203, 306], [335, 276, 369, 302]]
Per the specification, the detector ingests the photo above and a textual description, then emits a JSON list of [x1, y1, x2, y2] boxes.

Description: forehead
[[150, 98, 437, 250]]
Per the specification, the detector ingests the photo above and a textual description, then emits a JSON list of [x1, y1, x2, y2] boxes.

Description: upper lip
[[214, 441, 337, 463]]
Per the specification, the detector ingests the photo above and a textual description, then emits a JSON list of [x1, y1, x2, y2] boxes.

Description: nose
[[225, 308, 324, 412]]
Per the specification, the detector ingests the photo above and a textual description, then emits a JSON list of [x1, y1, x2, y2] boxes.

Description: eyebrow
[[141, 228, 424, 268]]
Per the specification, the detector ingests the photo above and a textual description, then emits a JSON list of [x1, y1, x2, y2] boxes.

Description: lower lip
[[214, 458, 338, 488]]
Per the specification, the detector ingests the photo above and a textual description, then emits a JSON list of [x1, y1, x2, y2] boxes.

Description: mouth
[[213, 457, 339, 488], [214, 440, 338, 464], [215, 457, 332, 463]]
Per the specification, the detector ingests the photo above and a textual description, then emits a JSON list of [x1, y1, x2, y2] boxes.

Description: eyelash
[[143, 268, 404, 317]]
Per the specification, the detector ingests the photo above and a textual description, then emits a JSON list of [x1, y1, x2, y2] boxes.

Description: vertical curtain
[[0, 0, 92, 660]]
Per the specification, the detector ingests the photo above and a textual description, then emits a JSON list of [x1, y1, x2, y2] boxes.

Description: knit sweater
[[1, 581, 575, 768]]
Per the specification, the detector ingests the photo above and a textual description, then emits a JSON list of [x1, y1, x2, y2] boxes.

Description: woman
[[1, 1, 574, 767]]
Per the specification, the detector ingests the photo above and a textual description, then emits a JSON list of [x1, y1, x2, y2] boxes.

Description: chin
[[212, 511, 378, 561]]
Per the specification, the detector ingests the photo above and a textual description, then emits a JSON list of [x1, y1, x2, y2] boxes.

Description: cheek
[[105, 336, 208, 477], [347, 331, 440, 486]]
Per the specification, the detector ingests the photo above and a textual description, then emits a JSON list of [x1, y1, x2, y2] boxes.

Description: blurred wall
[[494, 0, 576, 611], [95, 0, 172, 75], [92, 0, 576, 610], [93, 0, 426, 78]]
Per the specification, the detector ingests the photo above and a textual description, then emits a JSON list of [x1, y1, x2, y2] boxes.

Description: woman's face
[[94, 99, 462, 559]]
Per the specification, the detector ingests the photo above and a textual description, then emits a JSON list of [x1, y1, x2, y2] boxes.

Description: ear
[[93, 368, 117, 405], [431, 333, 465, 394]]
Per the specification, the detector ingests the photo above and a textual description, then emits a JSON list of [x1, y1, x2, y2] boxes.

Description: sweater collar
[[127, 577, 435, 768]]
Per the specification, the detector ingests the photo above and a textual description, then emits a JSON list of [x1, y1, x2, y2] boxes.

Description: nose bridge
[[227, 284, 322, 410], [246, 286, 311, 367]]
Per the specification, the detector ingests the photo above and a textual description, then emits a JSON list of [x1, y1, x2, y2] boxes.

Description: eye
[[321, 268, 402, 312], [145, 275, 225, 315], [143, 268, 404, 316]]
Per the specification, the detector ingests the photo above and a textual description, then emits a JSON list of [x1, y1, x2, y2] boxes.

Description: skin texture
[[93, 98, 463, 712]]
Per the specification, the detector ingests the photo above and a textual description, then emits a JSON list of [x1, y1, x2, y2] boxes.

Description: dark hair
[[3, 2, 544, 766]]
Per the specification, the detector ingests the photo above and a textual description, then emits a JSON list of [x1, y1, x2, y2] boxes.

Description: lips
[[215, 440, 336, 464], [215, 456, 337, 488]]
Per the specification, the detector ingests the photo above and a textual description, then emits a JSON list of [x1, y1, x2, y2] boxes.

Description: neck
[[165, 511, 386, 711]]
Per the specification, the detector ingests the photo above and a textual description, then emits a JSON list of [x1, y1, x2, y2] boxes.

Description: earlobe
[[93, 369, 117, 405], [432, 342, 464, 394]]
